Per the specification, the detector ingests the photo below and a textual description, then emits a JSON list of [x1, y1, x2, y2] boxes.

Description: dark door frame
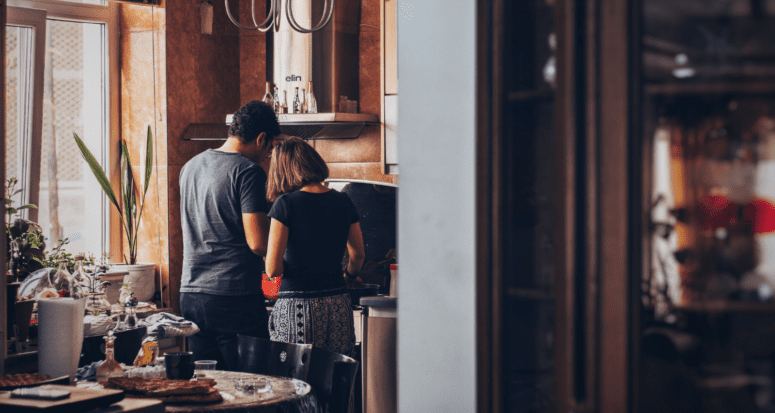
[[476, 0, 638, 412]]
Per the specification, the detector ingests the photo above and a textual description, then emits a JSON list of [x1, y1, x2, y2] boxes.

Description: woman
[[264, 137, 365, 356]]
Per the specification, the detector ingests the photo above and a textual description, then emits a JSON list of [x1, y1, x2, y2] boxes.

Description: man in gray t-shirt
[[179, 101, 280, 371]]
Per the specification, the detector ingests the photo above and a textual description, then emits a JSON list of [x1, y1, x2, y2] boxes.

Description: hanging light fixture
[[224, 0, 334, 33]]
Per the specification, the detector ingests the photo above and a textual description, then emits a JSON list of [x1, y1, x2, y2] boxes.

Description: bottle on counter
[[306, 81, 317, 114], [292, 87, 301, 114], [273, 86, 280, 113], [263, 82, 274, 108], [300, 88, 307, 113], [281, 89, 288, 114], [96, 329, 125, 383]]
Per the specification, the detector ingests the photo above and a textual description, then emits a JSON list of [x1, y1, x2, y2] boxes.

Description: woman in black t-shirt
[[264, 137, 365, 356]]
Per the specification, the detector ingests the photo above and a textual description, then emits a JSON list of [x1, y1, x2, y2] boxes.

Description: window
[[6, 0, 118, 257]]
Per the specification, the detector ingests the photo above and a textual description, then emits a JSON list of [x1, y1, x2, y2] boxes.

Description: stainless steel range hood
[[182, 0, 377, 141], [274, 112, 379, 139], [272, 0, 375, 139]]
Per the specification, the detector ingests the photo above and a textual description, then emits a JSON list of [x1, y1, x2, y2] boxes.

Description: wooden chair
[[307, 346, 359, 413], [236, 335, 313, 381]]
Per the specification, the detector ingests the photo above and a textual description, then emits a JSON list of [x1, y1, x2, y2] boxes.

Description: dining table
[[82, 370, 318, 413]]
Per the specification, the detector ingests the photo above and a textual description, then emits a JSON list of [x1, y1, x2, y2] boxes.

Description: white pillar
[[397, 0, 476, 411]]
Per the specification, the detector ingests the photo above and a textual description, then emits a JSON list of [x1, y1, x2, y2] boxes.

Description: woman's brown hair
[[266, 137, 329, 201]]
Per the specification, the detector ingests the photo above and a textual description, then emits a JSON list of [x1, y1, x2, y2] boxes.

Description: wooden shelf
[[645, 81, 775, 96], [673, 300, 775, 314]]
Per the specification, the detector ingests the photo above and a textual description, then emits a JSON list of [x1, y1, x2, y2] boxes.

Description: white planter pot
[[113, 263, 156, 302], [100, 270, 127, 304]]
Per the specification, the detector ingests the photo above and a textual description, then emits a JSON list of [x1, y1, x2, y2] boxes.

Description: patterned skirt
[[268, 293, 355, 357]]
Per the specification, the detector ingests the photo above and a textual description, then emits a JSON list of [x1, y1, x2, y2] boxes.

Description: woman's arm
[[265, 218, 289, 279], [344, 222, 365, 279]]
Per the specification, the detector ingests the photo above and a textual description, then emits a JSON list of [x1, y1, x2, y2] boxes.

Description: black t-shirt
[[179, 149, 270, 296], [268, 190, 359, 295]]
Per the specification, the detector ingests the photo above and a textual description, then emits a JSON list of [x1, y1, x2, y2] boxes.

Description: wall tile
[[169, 140, 224, 167], [328, 162, 393, 183], [359, 30, 380, 115], [212, 0, 240, 37], [165, 0, 198, 34], [197, 35, 242, 123], [315, 125, 381, 163], [240, 35, 268, 105], [166, 29, 200, 160], [361, 0, 380, 29], [238, 0, 267, 37], [168, 164, 184, 313], [120, 4, 152, 32]]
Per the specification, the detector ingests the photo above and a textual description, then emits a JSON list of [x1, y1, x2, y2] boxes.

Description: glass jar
[[52, 259, 84, 299], [96, 330, 125, 382]]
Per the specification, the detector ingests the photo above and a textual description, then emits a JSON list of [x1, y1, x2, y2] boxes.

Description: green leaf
[[144, 127, 153, 200], [18, 205, 37, 210], [73, 133, 122, 214]]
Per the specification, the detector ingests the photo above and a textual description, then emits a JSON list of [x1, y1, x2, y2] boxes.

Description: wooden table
[[84, 371, 317, 413]]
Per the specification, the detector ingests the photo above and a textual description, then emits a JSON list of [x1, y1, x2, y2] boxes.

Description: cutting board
[[0, 385, 124, 412]]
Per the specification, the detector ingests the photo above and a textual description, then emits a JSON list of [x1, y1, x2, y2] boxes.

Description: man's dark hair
[[228, 100, 281, 143]]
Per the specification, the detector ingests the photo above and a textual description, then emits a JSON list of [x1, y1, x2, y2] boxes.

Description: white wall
[[397, 0, 476, 411]]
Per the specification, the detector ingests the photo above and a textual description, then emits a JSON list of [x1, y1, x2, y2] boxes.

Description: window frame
[[7, 0, 119, 256], [6, 6, 46, 223]]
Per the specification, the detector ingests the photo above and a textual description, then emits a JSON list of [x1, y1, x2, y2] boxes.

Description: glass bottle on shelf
[[306, 81, 317, 114], [273, 86, 280, 113], [292, 87, 301, 114], [300, 88, 306, 113], [96, 329, 125, 382], [281, 89, 288, 114], [71, 254, 88, 289], [263, 81, 274, 108]]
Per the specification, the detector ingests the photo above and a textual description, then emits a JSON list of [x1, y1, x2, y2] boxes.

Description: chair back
[[237, 335, 313, 381], [307, 346, 359, 413]]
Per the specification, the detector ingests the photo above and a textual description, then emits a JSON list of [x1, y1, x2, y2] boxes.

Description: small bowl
[[233, 377, 272, 394]]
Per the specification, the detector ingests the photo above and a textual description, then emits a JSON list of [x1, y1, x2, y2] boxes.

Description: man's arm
[[243, 212, 270, 256]]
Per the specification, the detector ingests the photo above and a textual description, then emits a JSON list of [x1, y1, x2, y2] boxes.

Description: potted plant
[[4, 177, 46, 281], [73, 127, 156, 301]]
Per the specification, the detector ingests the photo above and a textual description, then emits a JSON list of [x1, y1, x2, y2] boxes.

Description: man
[[179, 100, 280, 370]]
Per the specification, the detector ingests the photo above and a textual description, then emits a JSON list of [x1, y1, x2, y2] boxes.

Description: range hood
[[181, 112, 379, 141], [272, 0, 375, 139], [181, 0, 378, 141]]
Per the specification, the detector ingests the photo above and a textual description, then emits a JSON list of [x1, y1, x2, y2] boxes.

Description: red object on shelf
[[262, 275, 282, 301], [697, 194, 736, 230], [744, 198, 775, 234]]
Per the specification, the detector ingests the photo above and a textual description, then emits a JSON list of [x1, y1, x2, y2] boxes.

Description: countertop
[[359, 295, 396, 308]]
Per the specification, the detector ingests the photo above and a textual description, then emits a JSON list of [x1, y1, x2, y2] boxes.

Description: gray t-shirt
[[179, 149, 269, 296]]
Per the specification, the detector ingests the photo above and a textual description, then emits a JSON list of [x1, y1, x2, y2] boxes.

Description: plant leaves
[[144, 126, 153, 199], [18, 205, 37, 210], [73, 133, 122, 214]]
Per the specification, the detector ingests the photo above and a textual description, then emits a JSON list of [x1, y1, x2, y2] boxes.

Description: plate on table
[[0, 384, 125, 412], [0, 375, 70, 391]]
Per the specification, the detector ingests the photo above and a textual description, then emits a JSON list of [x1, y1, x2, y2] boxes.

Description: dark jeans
[[180, 292, 269, 372]]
